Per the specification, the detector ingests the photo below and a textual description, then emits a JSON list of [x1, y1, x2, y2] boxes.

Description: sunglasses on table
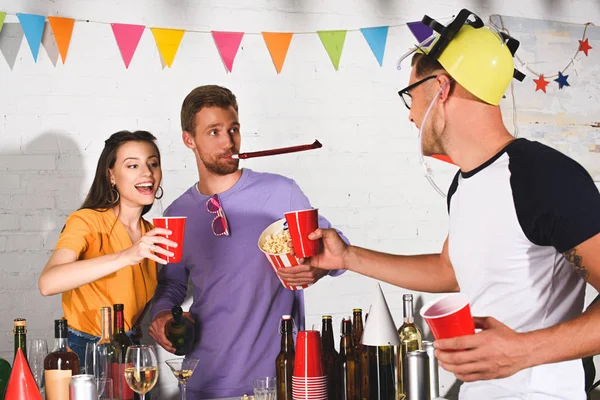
[[206, 194, 229, 236]]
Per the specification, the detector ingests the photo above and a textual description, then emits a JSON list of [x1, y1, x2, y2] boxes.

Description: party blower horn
[[361, 283, 401, 346], [5, 348, 43, 400]]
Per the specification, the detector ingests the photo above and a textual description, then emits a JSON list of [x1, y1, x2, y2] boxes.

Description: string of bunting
[[491, 15, 594, 93], [0, 10, 447, 72]]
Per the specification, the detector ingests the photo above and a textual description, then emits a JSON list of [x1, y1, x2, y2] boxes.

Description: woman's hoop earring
[[109, 184, 120, 204], [155, 186, 164, 200]]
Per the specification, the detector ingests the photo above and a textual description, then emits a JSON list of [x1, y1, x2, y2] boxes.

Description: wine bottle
[[397, 294, 423, 397], [321, 315, 340, 400], [275, 315, 295, 400], [13, 318, 27, 364], [44, 319, 80, 400], [166, 305, 195, 356], [97, 306, 122, 399], [339, 317, 358, 400], [114, 304, 136, 400], [0, 356, 11, 400]]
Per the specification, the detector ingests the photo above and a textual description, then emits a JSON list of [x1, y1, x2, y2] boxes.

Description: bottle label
[[45, 369, 72, 400], [113, 362, 134, 399]]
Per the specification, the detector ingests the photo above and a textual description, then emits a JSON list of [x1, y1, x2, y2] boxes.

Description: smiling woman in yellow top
[[38, 130, 177, 363]]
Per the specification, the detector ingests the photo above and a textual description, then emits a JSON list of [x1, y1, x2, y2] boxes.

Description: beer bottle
[[339, 317, 358, 400], [321, 316, 340, 400], [276, 315, 295, 400]]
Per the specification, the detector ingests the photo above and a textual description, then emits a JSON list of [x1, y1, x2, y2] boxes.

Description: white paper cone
[[361, 283, 401, 346]]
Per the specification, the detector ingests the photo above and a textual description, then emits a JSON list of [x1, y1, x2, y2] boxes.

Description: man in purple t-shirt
[[148, 85, 347, 399]]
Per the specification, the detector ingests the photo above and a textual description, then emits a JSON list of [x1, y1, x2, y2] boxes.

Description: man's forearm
[[524, 301, 600, 368], [345, 245, 460, 293]]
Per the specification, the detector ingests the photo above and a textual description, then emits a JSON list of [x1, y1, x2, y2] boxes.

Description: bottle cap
[[55, 319, 68, 338], [353, 308, 362, 313], [403, 294, 413, 301], [13, 318, 26, 327], [282, 315, 291, 320], [113, 304, 124, 311], [322, 315, 332, 320]]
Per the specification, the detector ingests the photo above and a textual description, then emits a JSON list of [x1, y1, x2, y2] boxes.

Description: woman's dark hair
[[80, 130, 161, 216]]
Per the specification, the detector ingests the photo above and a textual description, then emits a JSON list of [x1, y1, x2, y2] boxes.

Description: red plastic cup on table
[[419, 293, 476, 340], [152, 217, 187, 263], [293, 330, 324, 377], [284, 208, 320, 258]]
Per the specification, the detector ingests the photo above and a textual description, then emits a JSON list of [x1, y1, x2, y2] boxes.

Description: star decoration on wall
[[534, 74, 550, 93], [554, 71, 570, 89], [579, 38, 592, 56]]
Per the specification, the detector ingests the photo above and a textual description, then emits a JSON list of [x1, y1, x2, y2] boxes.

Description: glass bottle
[[114, 304, 136, 400], [339, 317, 358, 400], [97, 306, 122, 399], [275, 315, 295, 400], [397, 294, 423, 396], [44, 319, 80, 400], [13, 318, 27, 364], [321, 315, 340, 400], [166, 305, 195, 356]]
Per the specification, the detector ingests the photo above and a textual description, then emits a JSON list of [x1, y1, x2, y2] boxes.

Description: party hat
[[361, 283, 401, 346], [5, 348, 42, 400]]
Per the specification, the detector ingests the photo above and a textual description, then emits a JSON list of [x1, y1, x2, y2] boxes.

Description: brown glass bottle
[[321, 316, 340, 400], [13, 318, 27, 364], [276, 315, 295, 400], [44, 319, 80, 400], [353, 309, 370, 400], [114, 304, 136, 400], [339, 317, 358, 400]]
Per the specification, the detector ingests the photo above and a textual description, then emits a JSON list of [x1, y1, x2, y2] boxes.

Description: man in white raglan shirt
[[297, 9, 600, 400]]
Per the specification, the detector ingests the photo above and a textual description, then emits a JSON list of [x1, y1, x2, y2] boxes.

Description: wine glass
[[124, 345, 158, 400], [165, 357, 199, 400]]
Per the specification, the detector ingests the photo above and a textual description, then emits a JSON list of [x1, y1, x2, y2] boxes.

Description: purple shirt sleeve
[[289, 180, 350, 277]]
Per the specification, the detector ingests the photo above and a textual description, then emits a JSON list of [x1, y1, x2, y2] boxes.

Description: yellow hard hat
[[415, 10, 525, 105]]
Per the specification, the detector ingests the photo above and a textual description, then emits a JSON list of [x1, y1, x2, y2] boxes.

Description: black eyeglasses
[[397, 75, 438, 110]]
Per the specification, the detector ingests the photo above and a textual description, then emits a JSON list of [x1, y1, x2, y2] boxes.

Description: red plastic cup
[[293, 330, 323, 377], [284, 208, 320, 258], [152, 217, 186, 263], [420, 293, 476, 340]]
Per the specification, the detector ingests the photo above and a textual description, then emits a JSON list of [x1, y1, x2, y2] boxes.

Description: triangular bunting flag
[[407, 21, 435, 45], [317, 30, 347, 70], [212, 31, 244, 72], [0, 12, 6, 33], [360, 26, 388, 66], [150, 27, 185, 68], [110, 23, 145, 68], [48, 16, 74, 63], [262, 32, 293, 74], [0, 23, 24, 70], [41, 21, 60, 66], [5, 348, 43, 400], [16, 13, 45, 62]]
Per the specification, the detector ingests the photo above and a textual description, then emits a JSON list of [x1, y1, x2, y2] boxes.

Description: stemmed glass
[[124, 345, 158, 400], [165, 358, 199, 400]]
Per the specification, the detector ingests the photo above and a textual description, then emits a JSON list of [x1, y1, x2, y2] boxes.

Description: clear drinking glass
[[124, 345, 158, 400], [165, 357, 199, 400], [27, 339, 48, 392], [253, 376, 277, 400]]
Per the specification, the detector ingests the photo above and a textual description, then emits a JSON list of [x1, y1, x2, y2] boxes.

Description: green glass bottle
[[0, 356, 11, 400], [13, 318, 27, 364]]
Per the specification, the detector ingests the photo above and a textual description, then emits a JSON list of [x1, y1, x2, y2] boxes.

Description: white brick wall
[[1, 0, 599, 399]]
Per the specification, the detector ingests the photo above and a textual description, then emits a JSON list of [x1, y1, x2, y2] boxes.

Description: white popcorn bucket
[[258, 218, 312, 291]]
